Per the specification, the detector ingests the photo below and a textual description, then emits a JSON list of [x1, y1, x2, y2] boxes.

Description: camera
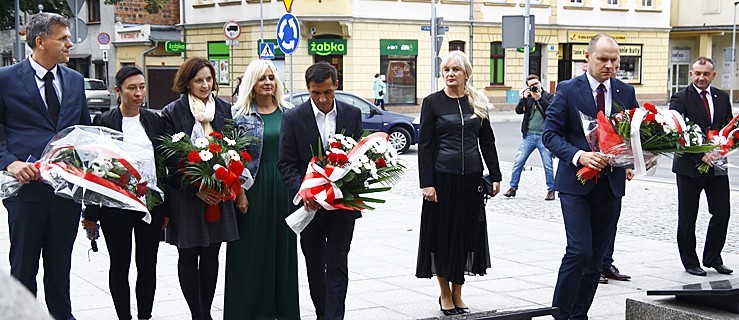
[[529, 85, 538, 93]]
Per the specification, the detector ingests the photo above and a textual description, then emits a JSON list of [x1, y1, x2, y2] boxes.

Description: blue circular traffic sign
[[276, 13, 300, 55], [97, 32, 110, 45]]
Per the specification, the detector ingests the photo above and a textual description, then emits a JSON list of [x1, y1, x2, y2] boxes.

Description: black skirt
[[416, 173, 491, 284]]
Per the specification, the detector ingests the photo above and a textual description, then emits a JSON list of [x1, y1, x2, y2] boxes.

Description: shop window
[[449, 41, 465, 53], [489, 42, 505, 86], [1, 53, 12, 66], [88, 0, 100, 23], [618, 56, 641, 84], [529, 43, 543, 79], [208, 41, 230, 85]]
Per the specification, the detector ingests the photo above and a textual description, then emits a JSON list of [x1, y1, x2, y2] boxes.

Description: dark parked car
[[290, 91, 420, 153]]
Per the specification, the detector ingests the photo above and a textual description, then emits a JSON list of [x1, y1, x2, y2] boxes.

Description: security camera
[[310, 27, 317, 35]]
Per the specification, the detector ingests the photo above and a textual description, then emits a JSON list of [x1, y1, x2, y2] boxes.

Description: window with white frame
[[607, 0, 618, 5], [570, 0, 583, 4], [641, 0, 652, 7]]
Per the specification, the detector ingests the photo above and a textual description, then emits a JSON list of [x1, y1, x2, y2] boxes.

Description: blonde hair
[[440, 51, 491, 119], [232, 59, 288, 118]]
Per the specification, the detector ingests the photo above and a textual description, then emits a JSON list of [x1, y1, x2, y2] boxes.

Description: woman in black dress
[[416, 51, 502, 316], [161, 57, 247, 320], [81, 66, 166, 320]]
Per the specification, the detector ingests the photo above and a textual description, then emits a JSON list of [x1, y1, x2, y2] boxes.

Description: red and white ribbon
[[630, 108, 686, 175]]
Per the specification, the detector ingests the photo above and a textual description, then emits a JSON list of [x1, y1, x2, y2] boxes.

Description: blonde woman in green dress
[[224, 59, 299, 320]]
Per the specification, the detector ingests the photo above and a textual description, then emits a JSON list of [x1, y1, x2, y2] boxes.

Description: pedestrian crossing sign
[[259, 42, 275, 60]]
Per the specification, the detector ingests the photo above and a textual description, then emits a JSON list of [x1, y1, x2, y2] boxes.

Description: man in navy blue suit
[[0, 13, 90, 320], [279, 62, 363, 320], [543, 34, 637, 320]]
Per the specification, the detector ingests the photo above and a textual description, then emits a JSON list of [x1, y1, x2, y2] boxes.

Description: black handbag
[[379, 90, 384, 96], [478, 174, 494, 201]]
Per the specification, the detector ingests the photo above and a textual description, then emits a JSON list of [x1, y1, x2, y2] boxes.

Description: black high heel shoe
[[439, 297, 459, 316], [455, 305, 470, 314]]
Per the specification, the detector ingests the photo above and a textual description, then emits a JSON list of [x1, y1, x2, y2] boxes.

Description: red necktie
[[700, 90, 711, 121], [596, 84, 606, 114]]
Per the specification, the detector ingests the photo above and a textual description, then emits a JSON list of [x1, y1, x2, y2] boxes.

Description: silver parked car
[[84, 78, 112, 113]]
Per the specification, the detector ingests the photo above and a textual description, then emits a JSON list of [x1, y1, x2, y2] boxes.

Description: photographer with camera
[[504, 74, 556, 200]]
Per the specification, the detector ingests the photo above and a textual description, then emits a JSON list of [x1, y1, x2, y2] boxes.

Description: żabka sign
[[308, 39, 347, 56]]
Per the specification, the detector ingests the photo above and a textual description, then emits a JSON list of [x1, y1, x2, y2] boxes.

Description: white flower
[[334, 133, 345, 140], [194, 137, 209, 149], [372, 141, 387, 154], [171, 132, 186, 143], [228, 150, 240, 161], [224, 137, 236, 146], [89, 158, 106, 177], [199, 150, 213, 161], [212, 164, 225, 171]]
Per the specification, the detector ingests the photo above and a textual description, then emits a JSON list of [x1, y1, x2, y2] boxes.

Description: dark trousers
[[178, 243, 222, 320], [300, 210, 356, 320], [99, 208, 162, 320], [5, 197, 81, 320], [676, 173, 730, 269], [374, 98, 385, 110], [602, 229, 616, 270], [552, 178, 622, 320]]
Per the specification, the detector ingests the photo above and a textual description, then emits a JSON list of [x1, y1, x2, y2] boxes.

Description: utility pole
[[14, 0, 21, 63], [523, 0, 531, 83], [431, 0, 437, 93]]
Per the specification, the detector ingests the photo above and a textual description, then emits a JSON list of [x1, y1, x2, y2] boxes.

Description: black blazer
[[670, 85, 733, 177], [515, 90, 554, 136], [83, 107, 166, 221], [161, 94, 232, 195], [278, 100, 363, 217]]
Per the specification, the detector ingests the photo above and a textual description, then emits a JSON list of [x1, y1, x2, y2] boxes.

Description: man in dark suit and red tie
[[669, 57, 733, 277], [543, 34, 638, 320], [279, 61, 363, 320], [0, 12, 91, 319]]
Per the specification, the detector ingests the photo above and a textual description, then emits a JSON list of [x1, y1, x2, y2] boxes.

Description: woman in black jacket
[[81, 66, 166, 320], [416, 51, 502, 316], [160, 57, 246, 320]]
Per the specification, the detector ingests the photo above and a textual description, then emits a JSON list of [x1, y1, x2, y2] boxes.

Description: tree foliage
[[104, 0, 170, 14], [1, 0, 72, 30]]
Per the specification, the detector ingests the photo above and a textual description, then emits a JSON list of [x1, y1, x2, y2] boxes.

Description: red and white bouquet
[[698, 114, 739, 174], [577, 103, 715, 183], [0, 126, 163, 223], [159, 124, 253, 222], [285, 132, 405, 234]]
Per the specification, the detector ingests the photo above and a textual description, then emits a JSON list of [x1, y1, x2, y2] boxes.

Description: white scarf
[[188, 93, 215, 140]]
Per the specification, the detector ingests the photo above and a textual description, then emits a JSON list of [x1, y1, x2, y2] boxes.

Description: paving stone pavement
[[2, 113, 739, 319]]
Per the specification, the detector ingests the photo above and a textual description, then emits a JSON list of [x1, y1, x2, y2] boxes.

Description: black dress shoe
[[504, 188, 516, 198], [599, 274, 608, 284], [602, 265, 631, 281], [545, 191, 555, 201], [686, 267, 707, 276], [455, 305, 470, 314], [711, 264, 734, 274], [439, 297, 458, 316]]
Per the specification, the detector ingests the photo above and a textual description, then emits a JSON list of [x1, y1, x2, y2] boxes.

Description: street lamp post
[[732, 1, 738, 104], [38, 4, 43, 13]]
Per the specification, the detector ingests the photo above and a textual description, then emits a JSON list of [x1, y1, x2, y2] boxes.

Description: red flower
[[628, 108, 637, 117], [209, 144, 222, 153], [643, 113, 656, 122], [187, 151, 201, 163], [644, 103, 658, 113], [240, 151, 252, 162], [209, 132, 223, 139], [336, 153, 349, 166], [310, 156, 319, 163], [214, 166, 229, 180], [328, 152, 338, 163], [733, 131, 739, 139], [375, 157, 387, 168], [707, 130, 719, 140], [330, 141, 342, 148], [228, 160, 245, 176], [135, 182, 148, 197]]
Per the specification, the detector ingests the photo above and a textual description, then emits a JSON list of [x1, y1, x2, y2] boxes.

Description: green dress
[[224, 109, 300, 320]]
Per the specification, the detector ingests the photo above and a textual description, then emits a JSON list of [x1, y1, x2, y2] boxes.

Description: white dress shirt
[[572, 73, 614, 166], [311, 99, 337, 148], [29, 56, 62, 110], [692, 84, 714, 123]]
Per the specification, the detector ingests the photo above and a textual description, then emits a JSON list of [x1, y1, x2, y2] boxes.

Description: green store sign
[[308, 39, 347, 56], [165, 41, 186, 53], [380, 39, 418, 56]]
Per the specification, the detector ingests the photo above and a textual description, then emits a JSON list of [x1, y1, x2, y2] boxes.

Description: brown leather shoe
[[504, 188, 516, 197], [599, 274, 608, 284], [602, 265, 631, 281], [545, 191, 555, 201]]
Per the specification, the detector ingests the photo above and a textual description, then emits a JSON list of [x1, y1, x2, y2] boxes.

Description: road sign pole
[[431, 0, 437, 93], [289, 7, 293, 103], [523, 0, 531, 84], [230, 45, 234, 102], [260, 0, 264, 55]]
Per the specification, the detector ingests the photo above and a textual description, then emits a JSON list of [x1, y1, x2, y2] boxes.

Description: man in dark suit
[[670, 57, 733, 276], [279, 61, 363, 320], [0, 13, 91, 320], [543, 34, 637, 320]]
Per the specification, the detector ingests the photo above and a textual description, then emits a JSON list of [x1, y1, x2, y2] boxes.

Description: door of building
[[147, 67, 179, 110], [670, 63, 690, 97], [313, 55, 344, 90]]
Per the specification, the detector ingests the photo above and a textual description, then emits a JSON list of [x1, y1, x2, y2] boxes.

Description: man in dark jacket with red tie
[[669, 56, 733, 277]]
